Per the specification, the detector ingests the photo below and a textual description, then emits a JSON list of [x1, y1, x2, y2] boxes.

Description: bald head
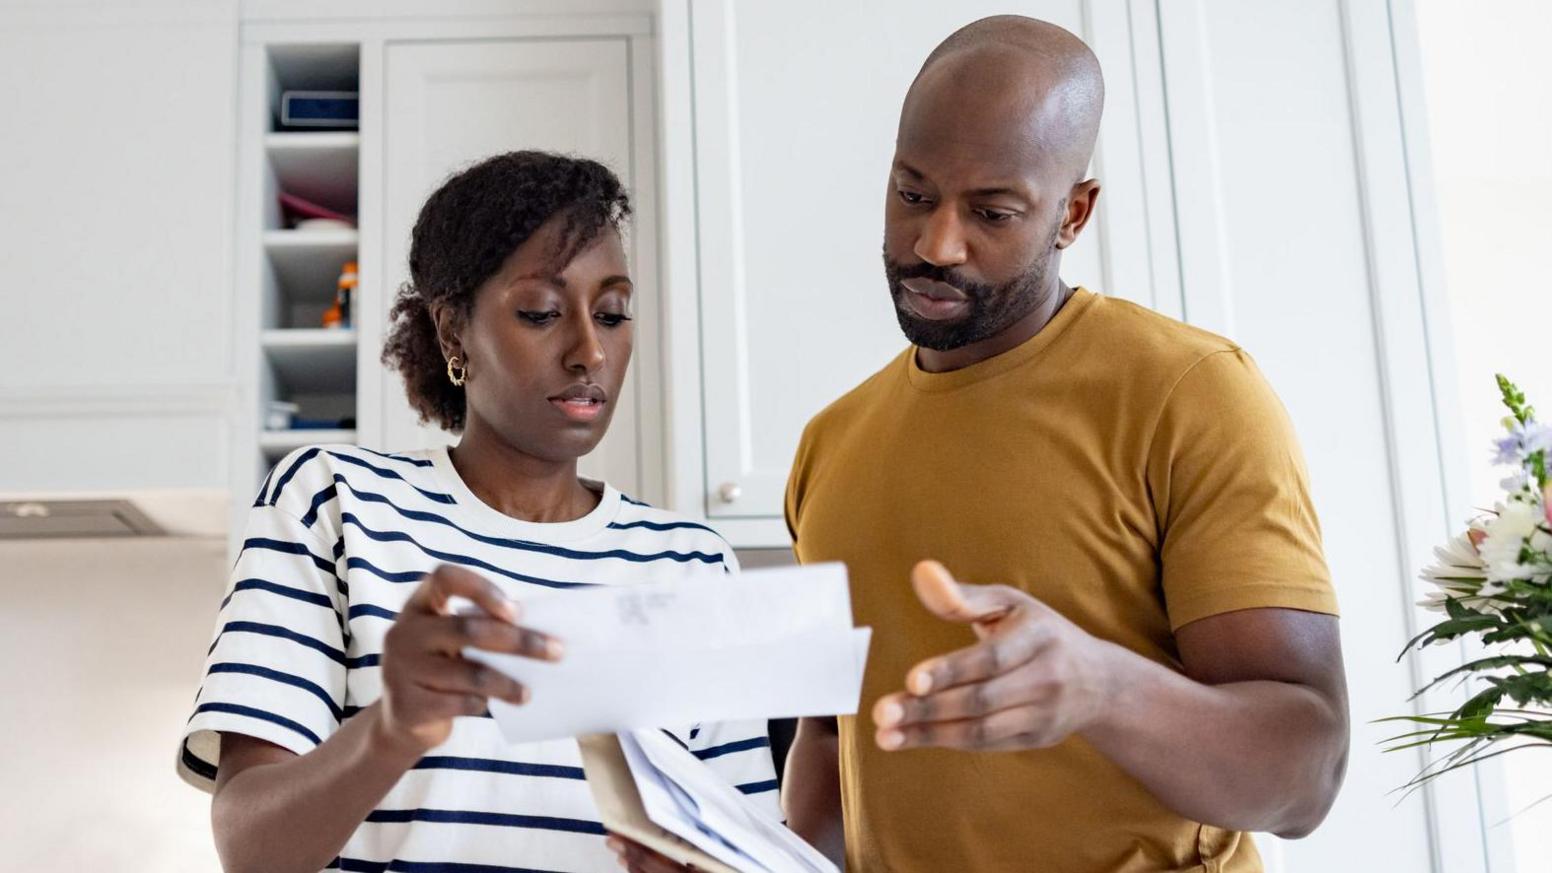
[[901, 16, 1104, 183]]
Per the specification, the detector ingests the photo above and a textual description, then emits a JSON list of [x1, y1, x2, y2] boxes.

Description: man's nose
[[914, 205, 969, 267]]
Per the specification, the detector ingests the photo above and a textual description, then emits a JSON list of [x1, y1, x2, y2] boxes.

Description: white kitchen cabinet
[[377, 37, 649, 495]]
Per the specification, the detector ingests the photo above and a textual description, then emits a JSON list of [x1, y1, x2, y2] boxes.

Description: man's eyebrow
[[893, 161, 1031, 200], [598, 274, 633, 289]]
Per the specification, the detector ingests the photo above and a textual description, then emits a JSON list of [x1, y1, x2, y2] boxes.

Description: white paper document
[[619, 728, 839, 873], [462, 562, 872, 744]]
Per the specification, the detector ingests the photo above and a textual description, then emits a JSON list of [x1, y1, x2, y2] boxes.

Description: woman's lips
[[900, 278, 970, 321], [550, 397, 605, 422]]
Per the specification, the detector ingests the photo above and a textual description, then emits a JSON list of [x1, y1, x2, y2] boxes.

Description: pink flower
[[1544, 481, 1552, 527]]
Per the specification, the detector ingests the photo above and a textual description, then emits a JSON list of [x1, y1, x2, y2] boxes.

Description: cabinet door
[[688, 0, 1165, 527], [379, 38, 639, 492]]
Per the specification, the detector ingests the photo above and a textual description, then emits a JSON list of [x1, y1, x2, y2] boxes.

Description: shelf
[[267, 132, 359, 216], [259, 429, 358, 456], [262, 329, 357, 394], [264, 229, 358, 303]]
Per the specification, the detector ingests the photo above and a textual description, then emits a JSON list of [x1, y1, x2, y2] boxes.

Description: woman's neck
[[447, 417, 600, 523]]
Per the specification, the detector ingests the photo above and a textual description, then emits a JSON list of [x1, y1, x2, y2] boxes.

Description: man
[[779, 15, 1348, 873]]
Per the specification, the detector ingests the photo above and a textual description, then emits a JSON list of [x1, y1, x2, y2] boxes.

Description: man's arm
[[782, 716, 846, 864], [872, 561, 1348, 838]]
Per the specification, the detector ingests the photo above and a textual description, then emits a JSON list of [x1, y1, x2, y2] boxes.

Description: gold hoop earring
[[446, 356, 468, 387]]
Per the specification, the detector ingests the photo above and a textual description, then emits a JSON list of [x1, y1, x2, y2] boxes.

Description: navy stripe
[[348, 603, 399, 622], [302, 481, 340, 528], [207, 662, 343, 721], [345, 556, 426, 584], [660, 729, 690, 750], [180, 742, 217, 781], [242, 537, 337, 576], [355, 446, 436, 468], [334, 538, 346, 559], [268, 447, 322, 506], [349, 653, 381, 669], [338, 858, 567, 873], [412, 756, 585, 780], [621, 495, 651, 507], [332, 480, 719, 566], [363, 808, 605, 835], [694, 736, 771, 760], [192, 701, 322, 746], [736, 779, 779, 795], [327, 451, 456, 504], [608, 519, 719, 534], [254, 465, 279, 507], [221, 578, 337, 612], [341, 513, 596, 590], [210, 620, 346, 665]]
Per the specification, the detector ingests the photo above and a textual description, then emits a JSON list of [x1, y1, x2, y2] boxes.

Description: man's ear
[[1055, 178, 1101, 249], [429, 300, 465, 362]]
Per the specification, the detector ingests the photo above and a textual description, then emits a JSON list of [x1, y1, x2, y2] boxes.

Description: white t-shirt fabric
[[178, 444, 779, 873]]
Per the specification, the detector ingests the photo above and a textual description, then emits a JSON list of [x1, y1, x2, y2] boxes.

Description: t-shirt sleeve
[[675, 720, 782, 820], [1147, 348, 1338, 630], [176, 503, 348, 791]]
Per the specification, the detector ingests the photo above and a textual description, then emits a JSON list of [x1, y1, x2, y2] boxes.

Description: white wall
[[0, 537, 227, 870], [0, 0, 239, 496], [1417, 2, 1552, 869]]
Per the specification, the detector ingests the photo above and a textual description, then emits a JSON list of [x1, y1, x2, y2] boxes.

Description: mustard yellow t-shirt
[[785, 288, 1337, 873]]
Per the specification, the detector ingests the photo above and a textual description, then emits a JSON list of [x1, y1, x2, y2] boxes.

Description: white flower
[[1479, 501, 1550, 583], [1418, 531, 1490, 612], [1524, 421, 1552, 456], [1501, 470, 1531, 493]]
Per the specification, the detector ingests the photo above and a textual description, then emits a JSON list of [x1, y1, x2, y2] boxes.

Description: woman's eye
[[518, 310, 560, 325], [596, 312, 633, 328]]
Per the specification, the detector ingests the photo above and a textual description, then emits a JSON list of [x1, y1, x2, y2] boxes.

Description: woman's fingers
[[405, 564, 519, 624], [416, 613, 563, 661], [412, 655, 531, 706]]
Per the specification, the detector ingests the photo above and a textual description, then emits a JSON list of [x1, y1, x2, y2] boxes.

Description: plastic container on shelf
[[322, 260, 357, 329]]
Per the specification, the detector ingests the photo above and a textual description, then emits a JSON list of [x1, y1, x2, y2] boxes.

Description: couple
[[178, 17, 1349, 873]]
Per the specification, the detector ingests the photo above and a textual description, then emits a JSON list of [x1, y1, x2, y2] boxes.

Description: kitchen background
[[1, 1, 1547, 870]]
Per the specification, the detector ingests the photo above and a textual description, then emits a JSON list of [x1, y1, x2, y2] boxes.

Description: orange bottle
[[322, 261, 358, 329]]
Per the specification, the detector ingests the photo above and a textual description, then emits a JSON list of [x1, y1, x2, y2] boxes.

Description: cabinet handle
[[718, 482, 743, 504]]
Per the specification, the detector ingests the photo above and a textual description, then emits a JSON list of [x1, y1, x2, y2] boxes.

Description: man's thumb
[[912, 560, 1011, 625]]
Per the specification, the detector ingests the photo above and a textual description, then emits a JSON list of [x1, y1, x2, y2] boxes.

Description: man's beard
[[883, 216, 1062, 352], [883, 252, 1050, 352]]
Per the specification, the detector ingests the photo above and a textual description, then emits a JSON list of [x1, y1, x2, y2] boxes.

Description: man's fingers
[[911, 560, 1021, 626], [875, 704, 1051, 751], [875, 665, 1046, 727], [406, 564, 519, 623], [903, 619, 1048, 695]]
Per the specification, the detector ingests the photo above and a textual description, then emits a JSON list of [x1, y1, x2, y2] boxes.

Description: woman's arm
[[212, 565, 558, 873], [782, 716, 845, 865]]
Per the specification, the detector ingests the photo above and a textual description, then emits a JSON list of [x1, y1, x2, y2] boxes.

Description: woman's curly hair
[[381, 151, 632, 432]]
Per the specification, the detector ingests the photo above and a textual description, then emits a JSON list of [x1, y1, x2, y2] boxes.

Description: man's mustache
[[887, 259, 985, 299]]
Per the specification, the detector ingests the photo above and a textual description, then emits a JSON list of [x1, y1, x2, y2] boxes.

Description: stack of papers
[[462, 562, 871, 744], [577, 729, 838, 873]]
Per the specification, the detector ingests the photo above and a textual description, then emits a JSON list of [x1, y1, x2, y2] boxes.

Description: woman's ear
[[428, 300, 465, 362]]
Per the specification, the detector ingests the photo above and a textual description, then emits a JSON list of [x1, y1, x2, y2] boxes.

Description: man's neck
[[915, 281, 1075, 373], [448, 418, 598, 523]]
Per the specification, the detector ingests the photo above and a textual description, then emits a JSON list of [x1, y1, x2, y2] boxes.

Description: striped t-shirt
[[178, 444, 779, 873]]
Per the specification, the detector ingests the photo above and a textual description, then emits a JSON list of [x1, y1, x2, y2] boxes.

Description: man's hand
[[378, 564, 564, 753], [871, 560, 1120, 751], [606, 834, 699, 872]]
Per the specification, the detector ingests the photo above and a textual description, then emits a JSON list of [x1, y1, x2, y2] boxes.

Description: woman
[[178, 152, 775, 872]]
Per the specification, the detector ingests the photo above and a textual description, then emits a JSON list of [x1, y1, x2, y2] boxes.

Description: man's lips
[[549, 383, 607, 423], [900, 277, 971, 321]]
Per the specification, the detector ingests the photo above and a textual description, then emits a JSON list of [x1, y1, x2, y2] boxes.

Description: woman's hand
[[606, 835, 700, 872], [378, 564, 563, 753]]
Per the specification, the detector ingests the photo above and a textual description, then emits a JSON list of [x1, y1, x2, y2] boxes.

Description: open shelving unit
[[250, 43, 362, 469]]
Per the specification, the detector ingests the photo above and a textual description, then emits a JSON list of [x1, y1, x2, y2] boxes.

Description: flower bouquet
[[1386, 376, 1552, 794]]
